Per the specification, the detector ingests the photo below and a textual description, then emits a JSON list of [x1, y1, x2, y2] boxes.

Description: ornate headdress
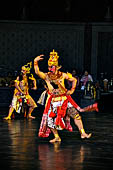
[[48, 49, 61, 69], [22, 62, 32, 74]]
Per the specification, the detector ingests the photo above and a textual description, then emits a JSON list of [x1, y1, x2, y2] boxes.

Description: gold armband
[[34, 61, 37, 66], [73, 113, 81, 120], [67, 72, 72, 79], [71, 87, 75, 90], [55, 134, 59, 138], [14, 80, 19, 83]]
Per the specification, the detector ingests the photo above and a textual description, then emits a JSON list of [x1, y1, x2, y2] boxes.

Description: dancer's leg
[[27, 106, 35, 119], [27, 96, 37, 119], [4, 107, 14, 120], [74, 116, 92, 139], [49, 128, 61, 143]]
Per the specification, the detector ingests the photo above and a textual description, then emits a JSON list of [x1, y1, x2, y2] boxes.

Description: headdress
[[48, 49, 61, 69], [22, 62, 32, 74]]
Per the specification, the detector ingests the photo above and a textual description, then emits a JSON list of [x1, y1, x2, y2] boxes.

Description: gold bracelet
[[34, 61, 37, 65], [55, 134, 59, 138], [71, 87, 75, 92]]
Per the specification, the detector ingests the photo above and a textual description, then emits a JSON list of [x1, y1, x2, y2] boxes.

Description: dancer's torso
[[14, 75, 29, 95], [45, 71, 66, 96]]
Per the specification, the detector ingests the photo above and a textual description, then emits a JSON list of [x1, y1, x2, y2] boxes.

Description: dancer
[[4, 62, 37, 120], [34, 50, 98, 143]]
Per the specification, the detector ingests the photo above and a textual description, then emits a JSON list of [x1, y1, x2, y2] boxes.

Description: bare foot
[[81, 133, 92, 139], [3, 117, 11, 120], [27, 115, 35, 119], [49, 137, 61, 143]]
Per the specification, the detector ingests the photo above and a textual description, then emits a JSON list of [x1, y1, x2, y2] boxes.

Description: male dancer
[[34, 50, 98, 142]]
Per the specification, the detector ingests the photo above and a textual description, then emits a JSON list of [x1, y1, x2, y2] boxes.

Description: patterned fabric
[[38, 93, 81, 138], [11, 94, 36, 113], [64, 114, 73, 132], [37, 90, 47, 105], [38, 114, 51, 137], [67, 107, 78, 119]]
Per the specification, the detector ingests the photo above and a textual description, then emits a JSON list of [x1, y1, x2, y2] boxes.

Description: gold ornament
[[48, 49, 61, 70], [22, 62, 32, 74]]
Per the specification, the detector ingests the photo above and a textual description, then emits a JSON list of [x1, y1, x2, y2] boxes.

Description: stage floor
[[0, 107, 113, 170]]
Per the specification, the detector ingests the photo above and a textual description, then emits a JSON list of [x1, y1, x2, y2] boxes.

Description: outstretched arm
[[34, 55, 46, 80]]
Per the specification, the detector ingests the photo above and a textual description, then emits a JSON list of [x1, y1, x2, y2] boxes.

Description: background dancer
[[4, 63, 37, 120]]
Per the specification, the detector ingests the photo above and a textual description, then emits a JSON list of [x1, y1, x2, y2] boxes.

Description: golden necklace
[[47, 71, 62, 81]]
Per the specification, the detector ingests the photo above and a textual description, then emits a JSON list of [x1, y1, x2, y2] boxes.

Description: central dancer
[[34, 50, 98, 143]]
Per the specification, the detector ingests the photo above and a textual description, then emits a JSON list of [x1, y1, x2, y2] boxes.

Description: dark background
[[0, 0, 113, 81], [0, 0, 113, 22]]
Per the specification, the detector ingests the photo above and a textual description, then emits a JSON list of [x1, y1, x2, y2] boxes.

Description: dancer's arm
[[65, 73, 77, 95], [29, 76, 37, 90], [15, 77, 25, 95], [34, 55, 46, 80]]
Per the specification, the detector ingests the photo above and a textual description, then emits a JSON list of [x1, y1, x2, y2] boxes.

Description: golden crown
[[22, 62, 32, 74], [48, 49, 59, 67]]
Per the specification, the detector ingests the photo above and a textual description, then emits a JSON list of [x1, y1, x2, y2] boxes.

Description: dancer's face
[[21, 66, 27, 75], [48, 65, 56, 73]]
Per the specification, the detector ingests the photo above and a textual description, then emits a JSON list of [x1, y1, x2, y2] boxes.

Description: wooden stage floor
[[0, 106, 113, 170]]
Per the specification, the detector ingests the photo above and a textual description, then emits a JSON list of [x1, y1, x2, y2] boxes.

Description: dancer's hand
[[22, 92, 27, 95], [34, 55, 44, 62], [31, 87, 37, 90], [66, 90, 74, 95]]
